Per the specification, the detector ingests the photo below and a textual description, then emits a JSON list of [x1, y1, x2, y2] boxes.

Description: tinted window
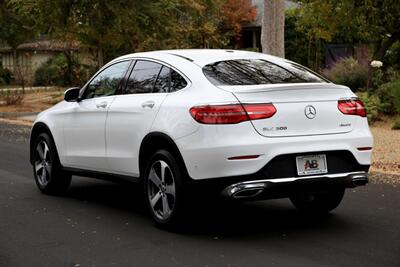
[[170, 70, 187, 91], [82, 61, 130, 99], [154, 66, 170, 93], [202, 59, 327, 86], [125, 61, 162, 94]]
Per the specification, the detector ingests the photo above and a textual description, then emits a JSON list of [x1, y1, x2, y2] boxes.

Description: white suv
[[30, 49, 372, 227]]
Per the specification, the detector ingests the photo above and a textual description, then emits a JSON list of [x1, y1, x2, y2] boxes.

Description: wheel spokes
[[36, 144, 44, 160], [44, 163, 52, 177], [160, 161, 168, 183], [149, 167, 162, 189], [162, 194, 170, 216], [165, 184, 175, 196], [41, 166, 48, 184], [150, 191, 162, 208], [35, 162, 44, 173], [43, 142, 49, 161]]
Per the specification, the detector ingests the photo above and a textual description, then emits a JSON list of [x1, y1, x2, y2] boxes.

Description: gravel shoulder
[[370, 119, 400, 178]]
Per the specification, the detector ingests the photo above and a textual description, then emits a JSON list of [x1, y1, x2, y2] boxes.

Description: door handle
[[141, 101, 155, 109], [96, 101, 108, 109]]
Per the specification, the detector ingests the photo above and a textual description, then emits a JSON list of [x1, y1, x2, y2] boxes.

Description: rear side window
[[125, 61, 162, 94], [170, 70, 187, 92], [153, 66, 170, 93], [202, 59, 327, 86]]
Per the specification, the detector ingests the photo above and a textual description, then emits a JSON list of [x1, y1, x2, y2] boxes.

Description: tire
[[290, 188, 345, 213], [144, 149, 186, 228], [32, 133, 71, 194]]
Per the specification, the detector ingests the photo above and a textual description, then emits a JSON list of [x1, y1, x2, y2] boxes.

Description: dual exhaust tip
[[222, 172, 369, 199]]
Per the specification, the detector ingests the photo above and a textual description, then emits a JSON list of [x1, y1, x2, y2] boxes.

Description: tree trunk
[[261, 0, 285, 57], [97, 46, 104, 68], [64, 51, 74, 86]]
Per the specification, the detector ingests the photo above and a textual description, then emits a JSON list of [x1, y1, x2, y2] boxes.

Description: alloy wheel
[[147, 160, 176, 221], [34, 140, 52, 186]]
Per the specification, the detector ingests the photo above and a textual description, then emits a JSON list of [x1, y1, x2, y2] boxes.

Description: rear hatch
[[219, 83, 356, 137]]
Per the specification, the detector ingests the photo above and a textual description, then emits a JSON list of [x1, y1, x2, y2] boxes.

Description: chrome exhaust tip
[[222, 182, 266, 199], [350, 173, 368, 187]]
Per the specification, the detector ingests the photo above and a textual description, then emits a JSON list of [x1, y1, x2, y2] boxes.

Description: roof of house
[[0, 39, 80, 53]]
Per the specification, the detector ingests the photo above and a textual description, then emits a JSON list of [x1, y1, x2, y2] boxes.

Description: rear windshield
[[202, 59, 328, 86]]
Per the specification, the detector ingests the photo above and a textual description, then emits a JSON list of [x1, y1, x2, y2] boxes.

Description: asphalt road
[[0, 122, 399, 267]]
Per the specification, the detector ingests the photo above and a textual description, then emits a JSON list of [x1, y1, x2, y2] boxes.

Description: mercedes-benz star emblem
[[304, 105, 316, 119]]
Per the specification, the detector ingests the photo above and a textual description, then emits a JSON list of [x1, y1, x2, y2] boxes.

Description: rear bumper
[[221, 171, 368, 199], [175, 120, 373, 180]]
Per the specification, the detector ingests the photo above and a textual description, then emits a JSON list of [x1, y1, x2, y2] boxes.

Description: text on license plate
[[296, 154, 328, 176]]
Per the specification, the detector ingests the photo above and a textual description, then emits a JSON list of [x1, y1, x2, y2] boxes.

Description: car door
[[106, 60, 175, 177], [62, 60, 131, 171]]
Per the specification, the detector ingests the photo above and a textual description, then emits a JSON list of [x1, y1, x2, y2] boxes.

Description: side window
[[125, 60, 162, 94], [170, 70, 187, 92], [82, 61, 130, 99], [153, 66, 170, 93]]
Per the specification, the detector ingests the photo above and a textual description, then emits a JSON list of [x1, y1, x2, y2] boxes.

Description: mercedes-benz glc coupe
[[30, 49, 372, 227]]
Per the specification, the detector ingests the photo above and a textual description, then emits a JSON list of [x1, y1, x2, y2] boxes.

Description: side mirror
[[64, 87, 80, 102]]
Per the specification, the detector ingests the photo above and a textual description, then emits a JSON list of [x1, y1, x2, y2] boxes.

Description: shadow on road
[[60, 177, 356, 239]]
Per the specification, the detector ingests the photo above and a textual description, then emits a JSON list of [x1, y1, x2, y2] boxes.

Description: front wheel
[[144, 149, 186, 228], [290, 188, 345, 213], [33, 133, 71, 194]]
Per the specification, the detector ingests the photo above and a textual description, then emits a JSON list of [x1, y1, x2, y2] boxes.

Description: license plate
[[296, 154, 328, 176]]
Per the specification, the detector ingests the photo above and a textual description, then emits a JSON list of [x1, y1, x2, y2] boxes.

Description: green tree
[[296, 0, 400, 62], [8, 0, 256, 70], [0, 0, 35, 91]]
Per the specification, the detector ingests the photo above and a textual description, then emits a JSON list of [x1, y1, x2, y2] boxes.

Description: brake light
[[189, 103, 276, 124], [338, 99, 366, 117]]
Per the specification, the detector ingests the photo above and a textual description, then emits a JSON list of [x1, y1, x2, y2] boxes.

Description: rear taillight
[[189, 103, 276, 124], [338, 99, 366, 117]]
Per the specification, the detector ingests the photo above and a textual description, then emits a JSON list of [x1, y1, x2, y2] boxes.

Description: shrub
[[385, 67, 400, 82], [372, 68, 384, 88], [323, 57, 368, 91], [0, 90, 24, 105], [357, 92, 381, 124], [385, 41, 400, 70], [392, 117, 400, 130], [376, 80, 400, 115], [0, 64, 13, 85], [34, 53, 91, 87]]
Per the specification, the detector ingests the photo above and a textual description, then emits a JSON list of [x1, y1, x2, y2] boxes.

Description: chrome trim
[[224, 182, 266, 199], [240, 171, 366, 184], [222, 171, 368, 199]]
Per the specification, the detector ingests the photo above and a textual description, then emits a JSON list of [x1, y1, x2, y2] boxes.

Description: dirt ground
[[0, 89, 64, 113], [370, 118, 400, 184]]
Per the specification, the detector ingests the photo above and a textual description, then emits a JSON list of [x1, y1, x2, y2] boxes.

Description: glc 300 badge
[[305, 105, 316, 119]]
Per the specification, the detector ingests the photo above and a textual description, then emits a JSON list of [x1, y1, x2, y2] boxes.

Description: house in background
[[238, 0, 298, 51], [0, 39, 92, 85]]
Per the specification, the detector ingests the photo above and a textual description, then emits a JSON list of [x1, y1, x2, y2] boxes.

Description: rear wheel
[[290, 188, 345, 213], [144, 149, 186, 228], [33, 133, 71, 194]]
